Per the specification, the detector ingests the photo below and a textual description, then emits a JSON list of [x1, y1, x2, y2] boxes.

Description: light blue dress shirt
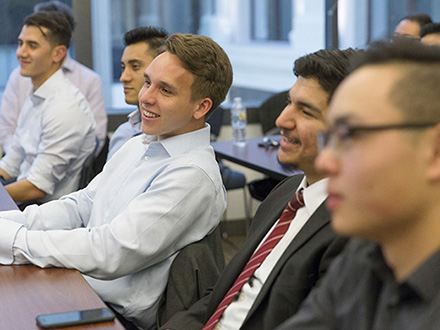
[[0, 125, 226, 330], [107, 109, 142, 161]]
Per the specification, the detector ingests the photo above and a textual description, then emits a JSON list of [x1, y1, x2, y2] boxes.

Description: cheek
[[134, 74, 145, 89], [299, 127, 320, 156], [337, 151, 414, 232]]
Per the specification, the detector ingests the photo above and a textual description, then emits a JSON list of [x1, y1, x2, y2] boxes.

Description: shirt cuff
[[0, 218, 23, 264]]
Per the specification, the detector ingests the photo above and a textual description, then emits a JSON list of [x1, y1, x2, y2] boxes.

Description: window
[[251, 0, 293, 41]]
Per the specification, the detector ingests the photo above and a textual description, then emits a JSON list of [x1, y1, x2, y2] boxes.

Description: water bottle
[[231, 97, 247, 146]]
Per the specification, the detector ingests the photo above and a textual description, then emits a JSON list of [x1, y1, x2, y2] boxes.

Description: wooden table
[[0, 265, 124, 329], [211, 136, 303, 181]]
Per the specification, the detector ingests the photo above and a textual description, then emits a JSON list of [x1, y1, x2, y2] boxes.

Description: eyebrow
[[143, 73, 177, 92], [127, 59, 144, 65], [297, 100, 324, 116], [18, 39, 39, 48], [331, 114, 364, 126]]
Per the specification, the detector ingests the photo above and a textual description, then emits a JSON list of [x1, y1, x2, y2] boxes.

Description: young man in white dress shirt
[[0, 12, 95, 204], [0, 33, 232, 330], [107, 26, 168, 161], [0, 0, 107, 155]]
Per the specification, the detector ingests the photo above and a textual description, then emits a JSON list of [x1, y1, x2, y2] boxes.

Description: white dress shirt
[[0, 56, 107, 153], [0, 125, 226, 330], [0, 69, 96, 202], [106, 109, 142, 161], [217, 177, 329, 330]]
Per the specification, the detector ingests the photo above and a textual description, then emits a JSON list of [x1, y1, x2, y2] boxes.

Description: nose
[[138, 83, 154, 105], [16, 44, 26, 59], [275, 104, 295, 130], [314, 146, 339, 178], [120, 68, 131, 83]]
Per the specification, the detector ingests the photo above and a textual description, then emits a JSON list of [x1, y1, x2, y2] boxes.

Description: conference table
[[0, 183, 124, 329], [211, 135, 303, 181], [0, 265, 124, 329]]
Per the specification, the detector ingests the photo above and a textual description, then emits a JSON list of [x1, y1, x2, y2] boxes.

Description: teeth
[[143, 110, 159, 118], [283, 136, 300, 145]]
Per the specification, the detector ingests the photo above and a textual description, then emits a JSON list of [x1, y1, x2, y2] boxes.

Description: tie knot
[[288, 189, 305, 211]]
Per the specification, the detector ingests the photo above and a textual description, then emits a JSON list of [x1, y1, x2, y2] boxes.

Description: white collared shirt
[[0, 69, 96, 202], [217, 177, 329, 330], [0, 124, 226, 330], [0, 56, 107, 153]]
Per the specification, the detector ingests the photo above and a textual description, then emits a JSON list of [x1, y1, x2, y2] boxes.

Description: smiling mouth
[[282, 136, 300, 145], [143, 110, 160, 118]]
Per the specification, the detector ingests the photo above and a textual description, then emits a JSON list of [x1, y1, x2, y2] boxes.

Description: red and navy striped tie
[[202, 190, 305, 330]]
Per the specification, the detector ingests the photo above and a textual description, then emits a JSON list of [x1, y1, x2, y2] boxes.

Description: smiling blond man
[[0, 33, 232, 330]]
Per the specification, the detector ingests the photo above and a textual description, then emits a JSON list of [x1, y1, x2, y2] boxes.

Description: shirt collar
[[300, 177, 329, 215], [141, 124, 211, 157], [61, 55, 74, 73], [364, 242, 440, 302], [128, 110, 141, 125], [30, 69, 64, 105], [406, 247, 440, 301]]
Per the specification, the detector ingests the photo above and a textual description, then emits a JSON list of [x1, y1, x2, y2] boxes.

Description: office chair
[[78, 136, 109, 190], [207, 107, 251, 232], [247, 91, 289, 203]]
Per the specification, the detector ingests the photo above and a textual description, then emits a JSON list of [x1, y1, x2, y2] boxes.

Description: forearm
[[6, 179, 46, 203], [0, 167, 11, 180]]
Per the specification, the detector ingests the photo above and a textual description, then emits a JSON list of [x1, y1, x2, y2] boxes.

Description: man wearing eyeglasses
[[160, 48, 360, 330], [276, 39, 440, 330]]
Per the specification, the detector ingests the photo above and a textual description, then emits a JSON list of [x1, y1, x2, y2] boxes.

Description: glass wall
[[1, 0, 440, 110]]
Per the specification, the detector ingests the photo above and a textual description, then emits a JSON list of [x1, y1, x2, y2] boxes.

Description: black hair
[[123, 26, 168, 57], [420, 22, 440, 38], [350, 38, 440, 122], [34, 0, 75, 32], [294, 48, 361, 103], [24, 11, 72, 48], [401, 13, 432, 27]]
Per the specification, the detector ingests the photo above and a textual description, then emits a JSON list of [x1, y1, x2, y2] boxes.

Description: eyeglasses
[[318, 121, 438, 153]]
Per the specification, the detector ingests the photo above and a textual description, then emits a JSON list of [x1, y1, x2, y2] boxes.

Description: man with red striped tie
[[160, 47, 361, 330]]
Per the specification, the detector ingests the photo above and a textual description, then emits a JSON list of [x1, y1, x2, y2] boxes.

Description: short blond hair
[[161, 33, 233, 118]]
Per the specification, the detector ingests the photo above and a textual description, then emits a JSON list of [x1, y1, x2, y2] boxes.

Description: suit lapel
[[243, 202, 331, 322], [207, 176, 304, 315]]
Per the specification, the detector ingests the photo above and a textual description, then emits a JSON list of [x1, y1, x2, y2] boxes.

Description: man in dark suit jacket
[[159, 47, 360, 330]]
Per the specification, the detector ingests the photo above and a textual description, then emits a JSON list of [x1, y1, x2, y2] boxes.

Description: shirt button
[[239, 292, 245, 301], [144, 156, 149, 161], [214, 324, 221, 330]]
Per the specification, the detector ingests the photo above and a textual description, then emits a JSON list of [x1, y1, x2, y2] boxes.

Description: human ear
[[52, 45, 67, 64], [193, 98, 213, 120]]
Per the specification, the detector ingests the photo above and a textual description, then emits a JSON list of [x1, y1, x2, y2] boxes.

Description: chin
[[330, 213, 353, 236]]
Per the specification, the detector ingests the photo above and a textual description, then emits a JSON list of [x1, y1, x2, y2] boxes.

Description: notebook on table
[[0, 182, 18, 211]]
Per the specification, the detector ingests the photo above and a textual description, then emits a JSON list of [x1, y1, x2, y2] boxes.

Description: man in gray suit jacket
[[159, 47, 360, 330]]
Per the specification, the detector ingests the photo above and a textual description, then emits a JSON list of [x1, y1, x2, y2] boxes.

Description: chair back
[[156, 226, 226, 327], [78, 136, 109, 189], [257, 90, 289, 135]]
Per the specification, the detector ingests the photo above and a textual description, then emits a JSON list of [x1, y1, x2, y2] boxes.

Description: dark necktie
[[202, 190, 305, 330]]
